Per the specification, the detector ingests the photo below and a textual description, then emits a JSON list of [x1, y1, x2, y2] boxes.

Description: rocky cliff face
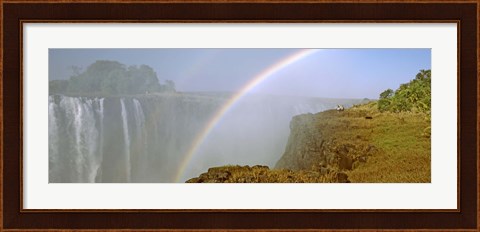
[[187, 108, 381, 183], [275, 109, 378, 175], [186, 101, 431, 183], [185, 165, 349, 183], [49, 93, 355, 183]]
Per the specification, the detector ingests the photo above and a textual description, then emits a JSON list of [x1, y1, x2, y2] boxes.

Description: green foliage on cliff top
[[273, 101, 430, 183], [186, 69, 432, 183], [51, 60, 176, 96], [49, 79, 69, 95], [378, 69, 431, 114]]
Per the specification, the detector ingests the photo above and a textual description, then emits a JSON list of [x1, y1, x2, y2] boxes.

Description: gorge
[[48, 92, 361, 183]]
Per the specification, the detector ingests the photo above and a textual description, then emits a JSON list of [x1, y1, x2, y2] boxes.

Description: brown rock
[[335, 172, 350, 183]]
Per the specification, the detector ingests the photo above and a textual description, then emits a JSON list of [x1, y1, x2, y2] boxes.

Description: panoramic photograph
[[48, 48, 431, 183]]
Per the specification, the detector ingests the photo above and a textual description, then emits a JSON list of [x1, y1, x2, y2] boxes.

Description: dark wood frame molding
[[1, 1, 478, 231]]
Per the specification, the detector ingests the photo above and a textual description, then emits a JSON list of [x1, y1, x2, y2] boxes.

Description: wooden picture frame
[[1, 1, 478, 231]]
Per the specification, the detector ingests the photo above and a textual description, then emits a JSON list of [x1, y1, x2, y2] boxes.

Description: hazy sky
[[49, 48, 431, 99]]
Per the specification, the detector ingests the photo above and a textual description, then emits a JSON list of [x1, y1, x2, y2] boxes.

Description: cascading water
[[49, 96, 104, 183], [49, 93, 360, 183], [94, 98, 105, 182], [120, 98, 131, 182], [132, 98, 147, 181], [132, 99, 146, 141], [48, 96, 60, 181]]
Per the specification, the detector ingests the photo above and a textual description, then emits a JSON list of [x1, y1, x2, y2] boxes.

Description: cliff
[[188, 101, 431, 183], [186, 165, 349, 183], [275, 109, 378, 173], [275, 102, 431, 183], [50, 93, 359, 183]]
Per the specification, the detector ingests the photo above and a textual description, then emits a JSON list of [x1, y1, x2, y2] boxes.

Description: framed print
[[1, 0, 479, 231]]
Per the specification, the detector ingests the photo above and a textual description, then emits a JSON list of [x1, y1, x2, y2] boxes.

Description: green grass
[[343, 103, 431, 182], [187, 101, 431, 183], [186, 165, 347, 183]]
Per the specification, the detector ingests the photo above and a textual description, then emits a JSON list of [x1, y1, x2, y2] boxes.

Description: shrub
[[377, 69, 431, 114], [54, 60, 175, 96]]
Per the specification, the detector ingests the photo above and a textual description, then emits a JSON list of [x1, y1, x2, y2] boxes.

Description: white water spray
[[120, 98, 131, 182]]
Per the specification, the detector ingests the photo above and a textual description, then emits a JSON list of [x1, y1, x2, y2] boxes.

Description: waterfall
[[48, 93, 359, 183], [48, 96, 103, 182], [132, 98, 147, 180], [67, 97, 99, 182], [132, 98, 146, 142], [120, 98, 131, 182], [48, 96, 60, 182], [94, 98, 105, 182]]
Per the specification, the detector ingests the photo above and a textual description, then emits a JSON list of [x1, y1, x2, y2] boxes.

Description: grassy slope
[[186, 165, 347, 183], [341, 102, 431, 182], [187, 101, 431, 183]]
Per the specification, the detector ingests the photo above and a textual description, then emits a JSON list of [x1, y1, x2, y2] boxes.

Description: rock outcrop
[[186, 165, 351, 183], [275, 109, 378, 175]]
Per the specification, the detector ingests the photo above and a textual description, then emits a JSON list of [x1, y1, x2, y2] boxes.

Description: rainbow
[[174, 49, 320, 182]]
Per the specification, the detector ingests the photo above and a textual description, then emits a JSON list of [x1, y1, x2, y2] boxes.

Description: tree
[[377, 69, 431, 113], [379, 89, 393, 99], [415, 69, 431, 80], [67, 60, 126, 94], [378, 89, 393, 112], [49, 80, 69, 94], [69, 65, 83, 76], [63, 60, 170, 96]]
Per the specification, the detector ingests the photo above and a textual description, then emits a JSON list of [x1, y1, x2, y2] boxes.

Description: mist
[[48, 49, 431, 183]]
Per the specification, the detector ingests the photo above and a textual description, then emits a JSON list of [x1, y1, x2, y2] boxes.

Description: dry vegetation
[[187, 70, 431, 183], [343, 102, 430, 182], [187, 101, 430, 183], [186, 165, 349, 183]]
